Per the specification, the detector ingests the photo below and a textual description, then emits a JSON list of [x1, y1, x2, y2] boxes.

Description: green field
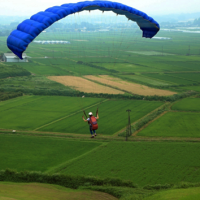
[[172, 98, 200, 111], [0, 134, 101, 171], [39, 99, 163, 135], [142, 73, 194, 85], [0, 96, 102, 130], [1, 18, 200, 198], [60, 141, 200, 186], [144, 187, 200, 200], [0, 95, 163, 134], [138, 112, 200, 137], [120, 74, 171, 86], [181, 86, 200, 92]]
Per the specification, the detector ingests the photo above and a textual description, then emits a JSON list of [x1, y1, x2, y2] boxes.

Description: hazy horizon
[[1, 0, 200, 17]]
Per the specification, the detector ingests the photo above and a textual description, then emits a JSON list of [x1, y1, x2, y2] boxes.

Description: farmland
[[39, 99, 163, 135], [0, 134, 101, 172], [84, 75, 176, 96], [1, 15, 200, 199], [172, 97, 200, 111], [145, 187, 200, 200], [0, 96, 103, 130], [60, 142, 200, 186], [0, 95, 163, 134], [137, 112, 200, 137], [48, 76, 124, 94]]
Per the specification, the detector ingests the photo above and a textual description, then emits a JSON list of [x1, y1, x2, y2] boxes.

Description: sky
[[1, 0, 200, 16]]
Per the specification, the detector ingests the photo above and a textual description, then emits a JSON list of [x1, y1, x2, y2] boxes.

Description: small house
[[2, 53, 28, 62]]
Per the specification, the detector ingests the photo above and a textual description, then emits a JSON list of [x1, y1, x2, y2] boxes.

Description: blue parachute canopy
[[7, 1, 160, 59]]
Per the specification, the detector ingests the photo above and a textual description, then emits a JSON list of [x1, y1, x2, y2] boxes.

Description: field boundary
[[82, 76, 128, 95], [34, 99, 108, 131], [133, 111, 168, 136], [0, 95, 44, 111], [113, 102, 170, 136], [46, 142, 107, 173], [1, 131, 200, 142]]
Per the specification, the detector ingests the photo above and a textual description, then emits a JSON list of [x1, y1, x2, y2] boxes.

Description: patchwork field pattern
[[48, 76, 124, 94], [84, 75, 176, 96], [39, 99, 163, 135]]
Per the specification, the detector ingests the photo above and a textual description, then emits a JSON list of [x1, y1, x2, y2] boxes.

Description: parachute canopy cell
[[7, 0, 160, 59]]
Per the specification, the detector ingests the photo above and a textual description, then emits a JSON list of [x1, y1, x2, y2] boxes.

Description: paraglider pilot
[[82, 112, 99, 138]]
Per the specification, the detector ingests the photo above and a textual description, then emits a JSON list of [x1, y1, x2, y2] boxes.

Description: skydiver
[[82, 112, 99, 138]]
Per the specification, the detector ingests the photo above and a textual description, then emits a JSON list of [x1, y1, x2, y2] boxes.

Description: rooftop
[[4, 53, 27, 58]]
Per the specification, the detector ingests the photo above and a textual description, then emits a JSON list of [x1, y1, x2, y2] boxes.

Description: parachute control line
[[7, 1, 160, 59]]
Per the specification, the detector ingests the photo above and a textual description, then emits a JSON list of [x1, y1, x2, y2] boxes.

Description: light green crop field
[[138, 112, 200, 137], [60, 142, 200, 186], [120, 75, 171, 86], [142, 73, 194, 85], [0, 95, 103, 130], [0, 134, 101, 172], [172, 98, 200, 111], [39, 99, 163, 135], [144, 187, 200, 200], [0, 182, 117, 200]]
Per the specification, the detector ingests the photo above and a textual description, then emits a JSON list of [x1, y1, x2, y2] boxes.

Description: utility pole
[[126, 109, 131, 141]]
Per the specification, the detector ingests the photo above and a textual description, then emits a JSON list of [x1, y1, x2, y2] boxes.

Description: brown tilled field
[[84, 75, 176, 96], [48, 76, 124, 94]]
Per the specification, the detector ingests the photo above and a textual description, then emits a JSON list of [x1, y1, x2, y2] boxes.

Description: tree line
[[1, 87, 197, 102]]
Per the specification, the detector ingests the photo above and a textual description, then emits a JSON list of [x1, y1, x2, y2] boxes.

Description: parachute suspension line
[[114, 15, 131, 68], [77, 10, 88, 112], [73, 12, 83, 111]]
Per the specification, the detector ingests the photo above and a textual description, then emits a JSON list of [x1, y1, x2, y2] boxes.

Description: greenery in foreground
[[0, 182, 118, 200], [1, 171, 200, 200], [58, 142, 200, 186], [1, 134, 200, 187]]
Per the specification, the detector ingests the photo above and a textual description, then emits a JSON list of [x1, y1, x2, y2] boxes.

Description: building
[[2, 53, 28, 62], [33, 40, 70, 44]]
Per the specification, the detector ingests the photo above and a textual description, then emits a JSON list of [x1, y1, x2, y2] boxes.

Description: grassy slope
[[138, 112, 200, 137], [60, 142, 200, 186], [172, 98, 200, 111], [0, 134, 101, 171], [39, 99, 163, 135], [0, 182, 117, 200]]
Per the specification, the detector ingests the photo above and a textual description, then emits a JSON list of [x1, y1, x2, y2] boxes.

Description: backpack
[[89, 116, 98, 130]]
